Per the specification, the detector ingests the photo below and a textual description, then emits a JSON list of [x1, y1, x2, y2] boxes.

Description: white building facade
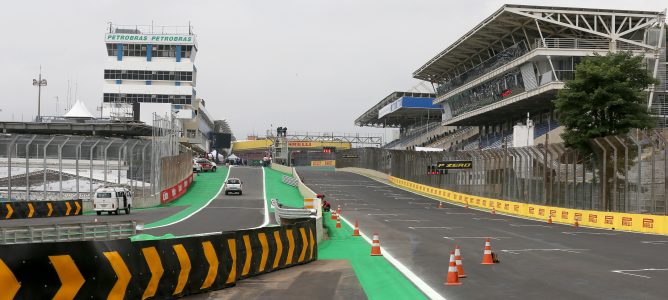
[[102, 24, 213, 152]]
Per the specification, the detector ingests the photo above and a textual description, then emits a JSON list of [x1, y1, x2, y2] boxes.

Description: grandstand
[[354, 91, 451, 149], [358, 4, 667, 150]]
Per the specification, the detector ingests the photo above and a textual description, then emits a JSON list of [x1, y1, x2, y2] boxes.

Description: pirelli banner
[[0, 219, 317, 299], [0, 200, 82, 220], [436, 160, 473, 170]]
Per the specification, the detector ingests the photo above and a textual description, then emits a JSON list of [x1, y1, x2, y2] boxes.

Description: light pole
[[32, 66, 47, 122]]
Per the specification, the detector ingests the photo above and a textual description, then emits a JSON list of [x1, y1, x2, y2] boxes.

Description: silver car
[[224, 178, 243, 195]]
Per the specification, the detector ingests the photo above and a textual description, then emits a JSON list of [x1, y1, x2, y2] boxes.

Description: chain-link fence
[[0, 133, 192, 208], [338, 129, 668, 215]]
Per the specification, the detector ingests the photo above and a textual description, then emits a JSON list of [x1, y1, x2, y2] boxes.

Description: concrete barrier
[[389, 175, 668, 235], [270, 163, 293, 175], [0, 219, 317, 299]]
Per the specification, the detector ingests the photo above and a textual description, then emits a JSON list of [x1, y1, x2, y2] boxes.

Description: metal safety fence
[[337, 129, 668, 215], [0, 133, 192, 207]]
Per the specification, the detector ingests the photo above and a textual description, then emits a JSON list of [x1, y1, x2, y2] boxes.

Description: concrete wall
[[271, 163, 293, 175]]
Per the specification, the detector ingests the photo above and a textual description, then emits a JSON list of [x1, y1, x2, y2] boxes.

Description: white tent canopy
[[63, 99, 95, 119], [227, 154, 239, 160]]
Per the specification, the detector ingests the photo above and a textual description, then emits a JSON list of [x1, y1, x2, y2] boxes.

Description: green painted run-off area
[[144, 168, 228, 229]]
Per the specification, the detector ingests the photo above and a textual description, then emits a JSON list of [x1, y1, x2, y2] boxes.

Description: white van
[[93, 186, 133, 215]]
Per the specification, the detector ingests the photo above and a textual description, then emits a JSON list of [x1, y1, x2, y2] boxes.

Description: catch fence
[[337, 129, 668, 215], [0, 133, 192, 207]]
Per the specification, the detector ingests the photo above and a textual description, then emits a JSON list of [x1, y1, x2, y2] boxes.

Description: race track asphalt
[[145, 166, 266, 236], [299, 168, 668, 300]]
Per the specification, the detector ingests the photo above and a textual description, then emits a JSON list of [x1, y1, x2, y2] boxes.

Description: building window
[[153, 45, 178, 57], [106, 43, 116, 56], [103, 93, 192, 104], [103, 70, 194, 81], [120, 44, 147, 57], [181, 45, 193, 59]]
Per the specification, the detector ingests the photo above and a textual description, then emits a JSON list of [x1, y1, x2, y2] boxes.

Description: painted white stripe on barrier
[[338, 215, 446, 300]]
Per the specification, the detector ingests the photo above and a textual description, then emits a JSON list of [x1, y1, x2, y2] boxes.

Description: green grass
[[143, 168, 228, 228], [263, 167, 304, 211], [319, 213, 428, 300]]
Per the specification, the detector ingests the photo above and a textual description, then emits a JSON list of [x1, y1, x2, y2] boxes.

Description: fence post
[[118, 140, 129, 184], [613, 136, 629, 212], [628, 131, 642, 213], [593, 139, 607, 211], [25, 135, 37, 201], [43, 137, 55, 201], [75, 138, 84, 201], [7, 135, 19, 201], [58, 137, 71, 201], [89, 140, 101, 202]]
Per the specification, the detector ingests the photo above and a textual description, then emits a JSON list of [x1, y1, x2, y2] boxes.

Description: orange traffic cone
[[370, 233, 382, 256], [465, 201, 469, 209], [337, 206, 341, 216], [445, 251, 462, 286], [352, 220, 360, 236], [331, 209, 337, 220], [574, 217, 579, 228], [438, 202, 444, 209], [336, 214, 341, 228], [455, 245, 466, 278], [481, 238, 495, 265], [547, 215, 553, 224], [491, 207, 496, 214]]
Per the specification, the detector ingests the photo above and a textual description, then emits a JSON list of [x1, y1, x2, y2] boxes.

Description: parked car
[[193, 159, 202, 172], [224, 178, 243, 195], [196, 159, 216, 172], [93, 186, 132, 215]]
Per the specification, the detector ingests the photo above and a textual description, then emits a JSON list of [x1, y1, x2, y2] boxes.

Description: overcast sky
[[0, 0, 665, 139]]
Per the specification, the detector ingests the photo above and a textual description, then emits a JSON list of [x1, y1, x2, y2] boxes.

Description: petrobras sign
[[378, 98, 403, 118], [105, 33, 195, 45]]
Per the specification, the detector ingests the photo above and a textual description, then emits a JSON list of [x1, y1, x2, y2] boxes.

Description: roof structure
[[413, 4, 666, 83], [63, 99, 95, 119], [355, 92, 438, 128]]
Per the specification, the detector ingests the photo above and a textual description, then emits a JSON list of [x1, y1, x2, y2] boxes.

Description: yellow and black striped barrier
[[0, 200, 82, 220], [0, 219, 317, 299]]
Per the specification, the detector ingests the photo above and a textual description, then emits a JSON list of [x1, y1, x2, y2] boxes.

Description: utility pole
[[32, 66, 47, 122]]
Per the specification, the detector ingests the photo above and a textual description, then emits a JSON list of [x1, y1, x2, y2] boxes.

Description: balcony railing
[[533, 38, 646, 51]]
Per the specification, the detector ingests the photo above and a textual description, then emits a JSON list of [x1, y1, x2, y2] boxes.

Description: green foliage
[[554, 51, 657, 154]]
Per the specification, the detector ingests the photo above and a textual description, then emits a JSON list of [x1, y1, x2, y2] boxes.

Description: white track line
[[338, 215, 446, 300], [612, 268, 668, 279], [500, 249, 588, 255], [146, 167, 231, 230], [248, 166, 271, 229]]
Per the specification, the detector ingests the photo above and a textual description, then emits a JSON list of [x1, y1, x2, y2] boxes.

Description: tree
[[554, 51, 657, 154]]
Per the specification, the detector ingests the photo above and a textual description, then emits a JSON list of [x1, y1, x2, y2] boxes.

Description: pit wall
[[390, 176, 668, 235], [270, 164, 323, 242], [0, 219, 317, 299]]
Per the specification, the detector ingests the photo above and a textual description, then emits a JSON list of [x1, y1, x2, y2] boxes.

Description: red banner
[[161, 173, 194, 204]]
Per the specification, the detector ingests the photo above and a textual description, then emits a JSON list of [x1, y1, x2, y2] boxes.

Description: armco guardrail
[[281, 175, 299, 187], [0, 199, 82, 220], [390, 176, 668, 235], [0, 219, 317, 299], [0, 221, 138, 244], [272, 199, 316, 224]]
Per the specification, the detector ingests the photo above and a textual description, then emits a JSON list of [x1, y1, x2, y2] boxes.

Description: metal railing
[[282, 176, 299, 187], [337, 129, 668, 215], [533, 38, 647, 51], [0, 221, 139, 244], [272, 199, 316, 224]]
